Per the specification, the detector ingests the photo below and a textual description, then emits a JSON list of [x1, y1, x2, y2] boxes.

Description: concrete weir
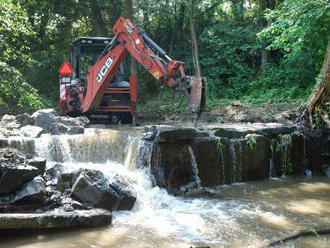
[[1, 123, 328, 194], [139, 123, 328, 191]]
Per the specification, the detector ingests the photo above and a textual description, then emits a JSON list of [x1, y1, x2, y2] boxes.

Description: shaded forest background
[[0, 0, 329, 117]]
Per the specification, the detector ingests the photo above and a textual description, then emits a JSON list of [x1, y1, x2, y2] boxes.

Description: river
[[1, 128, 330, 247]]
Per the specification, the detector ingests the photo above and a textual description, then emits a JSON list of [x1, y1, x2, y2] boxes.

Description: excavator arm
[[83, 17, 206, 117]]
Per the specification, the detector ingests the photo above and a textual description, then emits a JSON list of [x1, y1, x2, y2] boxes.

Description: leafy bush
[[0, 62, 48, 114]]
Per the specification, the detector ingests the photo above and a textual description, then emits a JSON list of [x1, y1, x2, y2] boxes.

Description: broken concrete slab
[[0, 209, 112, 229]]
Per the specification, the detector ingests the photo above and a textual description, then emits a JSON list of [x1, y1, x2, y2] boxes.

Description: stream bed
[[1, 127, 330, 247], [1, 165, 329, 247]]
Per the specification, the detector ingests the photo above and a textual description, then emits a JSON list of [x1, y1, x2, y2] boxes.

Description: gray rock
[[0, 209, 112, 229], [156, 127, 197, 143], [16, 113, 33, 127], [50, 123, 68, 135], [0, 162, 42, 194], [111, 181, 136, 210], [20, 125, 43, 138], [0, 114, 20, 129], [71, 171, 119, 211], [325, 166, 330, 177], [59, 116, 89, 128], [46, 163, 65, 176], [27, 157, 46, 171], [45, 164, 65, 191], [184, 188, 221, 198], [0, 138, 9, 148], [60, 197, 86, 210], [31, 109, 59, 132], [67, 126, 84, 135], [11, 176, 46, 205], [76, 116, 90, 126], [71, 170, 136, 211]]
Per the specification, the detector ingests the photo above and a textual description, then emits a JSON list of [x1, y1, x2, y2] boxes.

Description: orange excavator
[[58, 17, 206, 124]]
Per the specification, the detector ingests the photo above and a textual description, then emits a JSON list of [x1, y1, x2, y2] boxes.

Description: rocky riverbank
[[0, 108, 138, 230], [0, 146, 136, 229]]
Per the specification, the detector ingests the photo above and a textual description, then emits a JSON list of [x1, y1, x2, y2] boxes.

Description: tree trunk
[[169, 2, 185, 55], [125, 0, 137, 76], [305, 35, 330, 115], [189, 0, 201, 78], [259, 0, 269, 72], [89, 0, 106, 36]]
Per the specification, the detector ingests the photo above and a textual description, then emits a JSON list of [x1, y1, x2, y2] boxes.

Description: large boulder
[[111, 181, 136, 210], [71, 170, 118, 210], [31, 109, 89, 135], [20, 125, 43, 138], [31, 109, 60, 132], [16, 113, 33, 127], [0, 148, 42, 194], [71, 170, 136, 211], [44, 164, 66, 191], [10, 176, 46, 205]]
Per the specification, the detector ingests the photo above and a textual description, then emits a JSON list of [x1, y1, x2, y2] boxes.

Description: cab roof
[[72, 37, 113, 45]]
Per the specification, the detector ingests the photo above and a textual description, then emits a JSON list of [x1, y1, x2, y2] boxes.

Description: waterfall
[[187, 145, 201, 187], [229, 139, 243, 183], [238, 142, 243, 182], [124, 135, 141, 170], [229, 140, 238, 183], [34, 129, 142, 164], [269, 139, 276, 177], [8, 137, 35, 155], [220, 146, 226, 184]]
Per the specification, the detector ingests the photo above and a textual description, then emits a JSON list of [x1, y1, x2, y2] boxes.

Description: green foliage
[[246, 134, 257, 151], [0, 0, 328, 116], [275, 134, 294, 176], [0, 62, 47, 113], [215, 137, 224, 149], [200, 21, 261, 99], [292, 130, 303, 137], [258, 0, 330, 60]]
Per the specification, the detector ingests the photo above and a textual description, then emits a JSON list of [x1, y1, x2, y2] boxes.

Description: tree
[[258, 0, 330, 125], [189, 0, 201, 78], [125, 0, 137, 76]]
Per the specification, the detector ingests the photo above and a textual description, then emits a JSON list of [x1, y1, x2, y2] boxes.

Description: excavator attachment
[[189, 76, 206, 115], [171, 75, 206, 122]]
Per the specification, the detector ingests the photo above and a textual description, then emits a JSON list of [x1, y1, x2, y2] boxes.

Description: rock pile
[[0, 109, 89, 138], [0, 147, 136, 229]]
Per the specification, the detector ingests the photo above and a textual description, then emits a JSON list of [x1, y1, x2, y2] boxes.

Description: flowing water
[[1, 128, 330, 248]]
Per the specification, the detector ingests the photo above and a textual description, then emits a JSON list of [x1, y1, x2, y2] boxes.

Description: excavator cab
[[64, 37, 136, 123]]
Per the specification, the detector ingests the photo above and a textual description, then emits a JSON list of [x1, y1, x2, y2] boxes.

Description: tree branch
[[264, 228, 330, 247]]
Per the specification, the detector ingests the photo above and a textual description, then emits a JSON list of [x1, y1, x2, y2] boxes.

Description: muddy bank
[[138, 100, 302, 124]]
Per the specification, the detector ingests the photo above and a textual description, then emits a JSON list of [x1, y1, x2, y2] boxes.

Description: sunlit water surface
[[1, 163, 329, 248]]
